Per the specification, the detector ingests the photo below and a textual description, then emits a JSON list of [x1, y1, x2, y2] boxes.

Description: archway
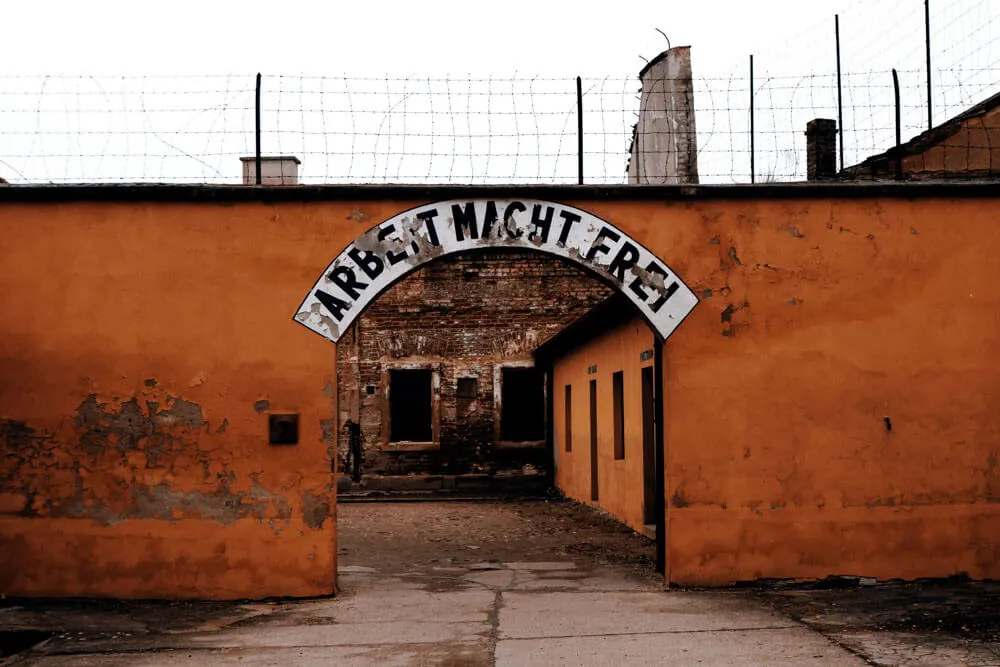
[[293, 198, 699, 583]]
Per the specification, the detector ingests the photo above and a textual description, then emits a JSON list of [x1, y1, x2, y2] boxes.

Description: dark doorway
[[564, 385, 573, 452], [613, 371, 625, 460], [590, 378, 599, 501], [641, 366, 656, 525], [389, 369, 433, 442], [500, 367, 545, 441]]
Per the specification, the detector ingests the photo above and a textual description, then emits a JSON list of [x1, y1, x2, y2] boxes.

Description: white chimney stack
[[627, 46, 699, 184], [240, 156, 301, 185]]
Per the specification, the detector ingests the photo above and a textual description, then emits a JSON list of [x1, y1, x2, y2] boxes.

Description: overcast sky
[[1, 1, 995, 184], [1, 0, 896, 76]]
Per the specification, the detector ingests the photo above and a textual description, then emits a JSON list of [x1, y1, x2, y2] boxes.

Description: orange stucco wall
[[548, 193, 1000, 586], [0, 201, 362, 598], [2, 189, 999, 595], [552, 314, 655, 533], [657, 196, 1000, 585]]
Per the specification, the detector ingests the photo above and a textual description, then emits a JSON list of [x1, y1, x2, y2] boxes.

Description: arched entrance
[[294, 198, 699, 580]]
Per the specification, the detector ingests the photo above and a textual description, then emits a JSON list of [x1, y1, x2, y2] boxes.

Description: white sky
[[1, 0, 996, 184], [2, 0, 867, 77]]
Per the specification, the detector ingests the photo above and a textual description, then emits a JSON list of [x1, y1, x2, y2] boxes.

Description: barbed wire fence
[[0, 1, 997, 186]]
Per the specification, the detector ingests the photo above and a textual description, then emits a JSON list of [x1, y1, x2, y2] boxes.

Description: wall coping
[[1, 180, 999, 203]]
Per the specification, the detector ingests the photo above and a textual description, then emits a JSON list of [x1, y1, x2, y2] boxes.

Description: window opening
[[500, 367, 545, 441], [390, 369, 433, 442]]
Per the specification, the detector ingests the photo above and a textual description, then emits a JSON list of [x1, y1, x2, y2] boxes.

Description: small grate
[[457, 377, 478, 399]]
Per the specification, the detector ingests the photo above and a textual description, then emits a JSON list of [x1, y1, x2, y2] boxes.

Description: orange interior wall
[[552, 315, 655, 533], [2, 192, 1000, 594], [0, 199, 416, 599]]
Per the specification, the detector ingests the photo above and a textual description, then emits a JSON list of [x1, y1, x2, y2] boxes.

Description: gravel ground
[[337, 497, 658, 583]]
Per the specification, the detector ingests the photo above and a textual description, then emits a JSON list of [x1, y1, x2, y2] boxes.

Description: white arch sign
[[294, 199, 698, 343]]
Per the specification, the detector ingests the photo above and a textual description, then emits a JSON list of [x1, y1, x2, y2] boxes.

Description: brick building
[[335, 248, 612, 492], [803, 90, 1000, 182], [842, 90, 1000, 180]]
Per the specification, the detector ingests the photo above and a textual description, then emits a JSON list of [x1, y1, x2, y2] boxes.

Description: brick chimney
[[240, 156, 301, 185], [627, 46, 699, 184], [805, 119, 838, 180]]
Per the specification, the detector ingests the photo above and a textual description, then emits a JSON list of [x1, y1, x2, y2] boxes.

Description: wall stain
[[782, 225, 805, 239], [721, 300, 751, 338]]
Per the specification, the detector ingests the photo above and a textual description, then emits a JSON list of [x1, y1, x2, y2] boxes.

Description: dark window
[[500, 367, 545, 441], [564, 384, 573, 452], [390, 369, 433, 442], [457, 377, 478, 398], [613, 371, 625, 460]]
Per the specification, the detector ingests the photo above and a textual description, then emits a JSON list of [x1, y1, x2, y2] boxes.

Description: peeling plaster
[[1, 393, 296, 532]]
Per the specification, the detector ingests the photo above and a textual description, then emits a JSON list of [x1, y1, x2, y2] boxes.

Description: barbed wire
[[0, 2, 997, 185], [1, 70, 994, 185]]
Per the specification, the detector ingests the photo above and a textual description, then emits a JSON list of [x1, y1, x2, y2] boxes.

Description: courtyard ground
[[2, 499, 999, 665]]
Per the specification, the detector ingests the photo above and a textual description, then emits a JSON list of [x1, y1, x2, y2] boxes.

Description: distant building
[[805, 91, 1000, 182], [336, 250, 611, 493]]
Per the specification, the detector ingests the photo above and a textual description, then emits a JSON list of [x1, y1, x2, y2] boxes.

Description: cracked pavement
[[2, 500, 997, 665]]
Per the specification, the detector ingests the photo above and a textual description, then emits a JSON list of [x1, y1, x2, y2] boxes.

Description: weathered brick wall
[[336, 248, 612, 479]]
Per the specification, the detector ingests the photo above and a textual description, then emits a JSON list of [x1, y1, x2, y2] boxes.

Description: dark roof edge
[[533, 293, 638, 366], [1, 180, 1000, 203], [638, 46, 691, 79]]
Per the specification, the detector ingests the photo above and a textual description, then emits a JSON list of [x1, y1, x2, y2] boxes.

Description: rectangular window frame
[[381, 362, 441, 452], [494, 361, 547, 449]]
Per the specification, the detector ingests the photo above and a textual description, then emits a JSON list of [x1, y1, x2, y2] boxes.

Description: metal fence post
[[892, 68, 903, 180], [836, 15, 845, 171], [925, 0, 933, 130], [749, 55, 755, 184], [255, 73, 262, 185], [577, 76, 584, 185], [892, 68, 902, 147]]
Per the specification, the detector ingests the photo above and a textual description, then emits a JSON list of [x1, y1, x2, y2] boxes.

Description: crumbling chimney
[[805, 119, 838, 181], [627, 46, 699, 185], [240, 156, 301, 185]]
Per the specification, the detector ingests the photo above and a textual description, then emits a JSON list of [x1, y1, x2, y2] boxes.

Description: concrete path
[[6, 500, 997, 665], [5, 561, 859, 666]]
